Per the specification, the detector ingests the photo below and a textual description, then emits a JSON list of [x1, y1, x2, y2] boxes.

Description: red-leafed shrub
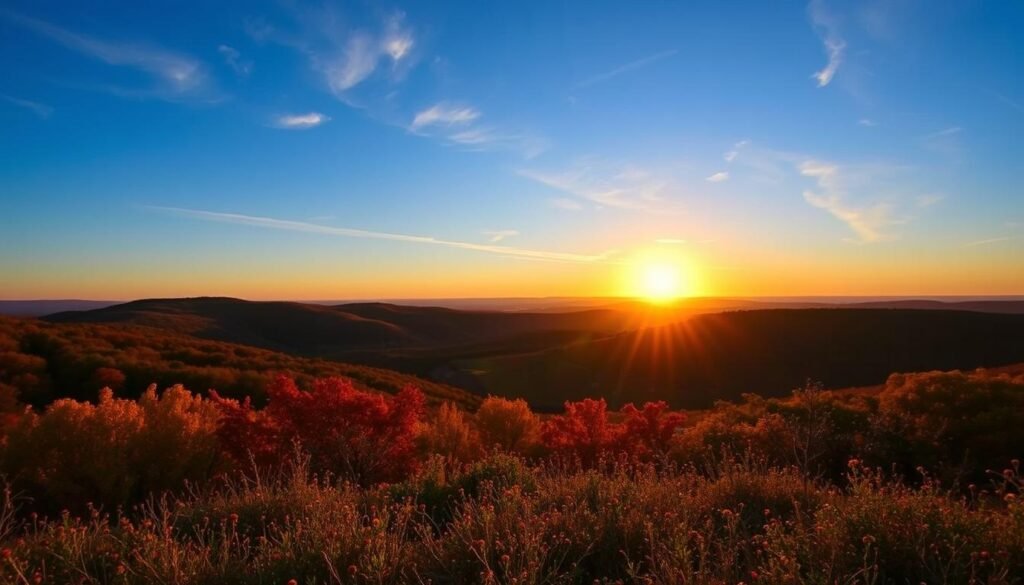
[[542, 398, 688, 463], [541, 398, 620, 464], [212, 375, 425, 484], [619, 401, 686, 458]]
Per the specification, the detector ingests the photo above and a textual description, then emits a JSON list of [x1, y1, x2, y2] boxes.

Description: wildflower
[[862, 535, 875, 545], [287, 580, 298, 585], [348, 565, 358, 576]]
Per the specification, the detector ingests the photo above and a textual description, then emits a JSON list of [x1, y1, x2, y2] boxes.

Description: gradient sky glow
[[1, 0, 1022, 300]]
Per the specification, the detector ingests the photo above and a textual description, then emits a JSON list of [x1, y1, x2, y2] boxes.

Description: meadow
[[0, 365, 1022, 583]]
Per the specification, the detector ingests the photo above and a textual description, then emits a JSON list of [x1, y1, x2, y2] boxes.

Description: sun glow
[[642, 264, 682, 302], [625, 251, 696, 304]]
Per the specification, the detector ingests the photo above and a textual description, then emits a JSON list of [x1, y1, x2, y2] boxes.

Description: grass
[[2, 454, 1021, 584]]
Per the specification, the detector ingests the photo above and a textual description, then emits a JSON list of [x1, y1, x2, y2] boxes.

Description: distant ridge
[[38, 297, 1024, 409], [0, 300, 119, 317], [44, 296, 638, 356]]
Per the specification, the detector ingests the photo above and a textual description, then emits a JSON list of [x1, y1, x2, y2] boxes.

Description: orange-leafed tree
[[212, 375, 425, 484]]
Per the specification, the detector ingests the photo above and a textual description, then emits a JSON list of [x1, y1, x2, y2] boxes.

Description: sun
[[642, 263, 683, 302], [618, 248, 699, 304]]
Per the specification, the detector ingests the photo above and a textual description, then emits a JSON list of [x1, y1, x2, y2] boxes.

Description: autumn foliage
[[541, 398, 687, 463], [0, 385, 221, 510], [212, 375, 425, 484], [0, 366, 1022, 582]]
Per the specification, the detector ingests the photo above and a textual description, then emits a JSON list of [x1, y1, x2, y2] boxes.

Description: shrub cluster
[[2, 368, 1023, 512], [0, 366, 1022, 582]]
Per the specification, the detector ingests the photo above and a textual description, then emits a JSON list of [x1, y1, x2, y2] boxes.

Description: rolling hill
[[45, 297, 644, 356], [0, 316, 478, 408], [38, 298, 1024, 410], [459, 309, 1024, 409]]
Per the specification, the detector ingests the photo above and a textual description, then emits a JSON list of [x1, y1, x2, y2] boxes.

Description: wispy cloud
[[575, 49, 678, 89], [323, 33, 381, 94], [729, 142, 923, 242], [445, 127, 548, 158], [519, 162, 675, 212], [247, 9, 414, 102], [246, 8, 543, 158], [655, 238, 687, 245], [218, 45, 252, 76], [800, 160, 896, 243], [808, 0, 845, 87], [482, 229, 519, 243], [858, 118, 877, 127], [273, 112, 330, 129], [0, 93, 52, 118], [963, 236, 1021, 248], [317, 15, 414, 98], [725, 140, 795, 182], [148, 206, 612, 263], [705, 171, 729, 183], [410, 103, 480, 130], [7, 12, 216, 102], [724, 140, 749, 162]]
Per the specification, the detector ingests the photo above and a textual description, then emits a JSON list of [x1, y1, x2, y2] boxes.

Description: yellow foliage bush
[[419, 402, 482, 462], [474, 395, 541, 453], [0, 384, 222, 510]]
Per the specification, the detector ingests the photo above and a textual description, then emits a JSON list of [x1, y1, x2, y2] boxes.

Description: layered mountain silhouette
[[44, 297, 1024, 408]]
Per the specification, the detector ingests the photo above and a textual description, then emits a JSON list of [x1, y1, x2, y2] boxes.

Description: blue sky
[[1, 0, 1022, 299]]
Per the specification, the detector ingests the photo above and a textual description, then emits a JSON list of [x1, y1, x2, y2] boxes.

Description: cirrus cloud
[[411, 103, 480, 130], [273, 112, 330, 129]]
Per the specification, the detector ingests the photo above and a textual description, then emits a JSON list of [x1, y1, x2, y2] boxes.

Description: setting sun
[[624, 250, 696, 303], [641, 263, 684, 302]]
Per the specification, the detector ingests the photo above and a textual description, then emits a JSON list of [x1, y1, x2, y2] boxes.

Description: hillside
[[0, 316, 478, 408], [460, 309, 1024, 409], [45, 297, 640, 356], [37, 298, 1024, 410]]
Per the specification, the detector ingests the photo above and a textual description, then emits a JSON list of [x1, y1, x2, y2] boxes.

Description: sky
[[1, 0, 1022, 300]]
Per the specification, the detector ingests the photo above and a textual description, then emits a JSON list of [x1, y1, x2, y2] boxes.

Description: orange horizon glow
[[3, 239, 1023, 302]]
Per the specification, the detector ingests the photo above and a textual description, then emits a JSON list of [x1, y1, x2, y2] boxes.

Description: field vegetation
[[0, 359, 1022, 583]]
